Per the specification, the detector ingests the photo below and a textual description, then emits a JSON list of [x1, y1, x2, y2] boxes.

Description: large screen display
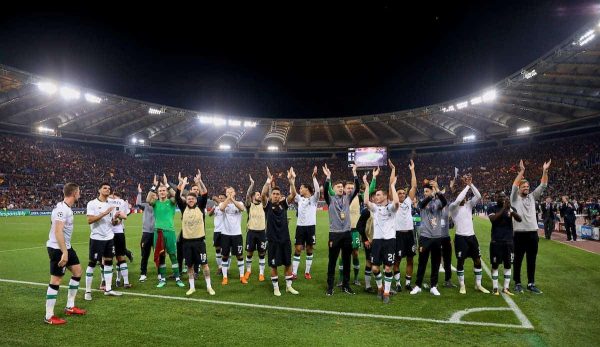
[[348, 147, 388, 167]]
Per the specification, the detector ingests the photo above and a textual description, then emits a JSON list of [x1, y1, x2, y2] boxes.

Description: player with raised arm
[[219, 184, 247, 285], [262, 166, 299, 296], [449, 175, 489, 294], [147, 174, 184, 288], [44, 183, 87, 324], [510, 159, 551, 294], [176, 170, 208, 276], [334, 168, 376, 287], [323, 163, 360, 296], [488, 190, 522, 296], [392, 159, 417, 293], [244, 174, 267, 282], [410, 177, 447, 296], [208, 191, 226, 275], [291, 166, 320, 280], [175, 175, 215, 296], [363, 160, 400, 304]]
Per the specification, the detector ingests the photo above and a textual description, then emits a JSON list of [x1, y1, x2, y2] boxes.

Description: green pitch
[[0, 212, 599, 346]]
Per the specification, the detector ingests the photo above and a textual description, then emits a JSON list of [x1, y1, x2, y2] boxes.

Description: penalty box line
[[0, 278, 531, 329]]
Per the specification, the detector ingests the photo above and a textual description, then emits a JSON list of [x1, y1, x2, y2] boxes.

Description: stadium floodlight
[[517, 126, 531, 133], [244, 121, 257, 127], [470, 96, 482, 105], [84, 93, 102, 103], [219, 144, 231, 150], [60, 87, 81, 101], [267, 145, 279, 151], [38, 126, 55, 133], [482, 89, 497, 102], [131, 137, 138, 144], [37, 82, 57, 95], [148, 107, 163, 115], [199, 116, 214, 124], [463, 134, 476, 142], [523, 69, 537, 79], [456, 101, 468, 110], [228, 119, 242, 127], [578, 29, 595, 46], [213, 118, 226, 126], [447, 105, 455, 112], [138, 139, 145, 144]]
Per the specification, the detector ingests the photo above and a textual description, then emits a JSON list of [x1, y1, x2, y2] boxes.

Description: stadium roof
[[1, 21, 600, 152]]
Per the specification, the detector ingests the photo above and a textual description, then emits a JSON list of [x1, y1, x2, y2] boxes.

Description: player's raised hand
[[373, 166, 380, 177], [465, 174, 472, 186], [195, 169, 202, 183], [177, 172, 183, 184], [387, 159, 395, 171], [351, 163, 358, 176], [519, 159, 525, 173], [543, 159, 552, 171], [137, 183, 142, 193], [431, 177, 439, 190], [362, 172, 369, 185], [409, 159, 415, 171], [153, 175, 159, 187], [312, 166, 318, 178], [322, 164, 331, 178], [162, 174, 168, 186], [182, 176, 188, 187], [249, 174, 254, 184]]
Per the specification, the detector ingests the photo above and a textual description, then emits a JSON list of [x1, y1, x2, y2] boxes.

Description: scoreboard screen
[[348, 147, 388, 168]]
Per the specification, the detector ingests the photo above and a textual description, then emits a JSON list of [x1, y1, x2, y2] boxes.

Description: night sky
[[0, 1, 598, 118]]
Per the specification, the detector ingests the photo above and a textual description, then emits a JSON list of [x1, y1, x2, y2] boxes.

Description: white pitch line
[[480, 260, 534, 329], [0, 278, 530, 329], [449, 307, 512, 323], [474, 217, 534, 329], [0, 242, 92, 253]]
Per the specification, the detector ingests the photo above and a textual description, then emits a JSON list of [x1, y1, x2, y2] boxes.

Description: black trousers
[[140, 232, 154, 276], [177, 231, 199, 273], [327, 231, 352, 289], [543, 218, 554, 240], [441, 236, 452, 282], [564, 219, 577, 241], [513, 231, 538, 285], [416, 237, 442, 288]]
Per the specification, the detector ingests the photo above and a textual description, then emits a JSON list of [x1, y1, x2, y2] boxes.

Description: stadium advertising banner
[[0, 209, 30, 217]]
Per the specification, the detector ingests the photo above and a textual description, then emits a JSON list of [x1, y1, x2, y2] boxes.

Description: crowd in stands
[[1, 133, 599, 222]]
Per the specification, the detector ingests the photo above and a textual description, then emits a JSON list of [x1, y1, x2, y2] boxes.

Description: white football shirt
[[222, 203, 243, 236], [87, 198, 114, 241], [47, 201, 75, 249], [394, 196, 414, 231]]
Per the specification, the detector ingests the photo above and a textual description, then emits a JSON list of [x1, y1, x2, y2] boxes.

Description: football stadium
[[1, 4, 600, 346]]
